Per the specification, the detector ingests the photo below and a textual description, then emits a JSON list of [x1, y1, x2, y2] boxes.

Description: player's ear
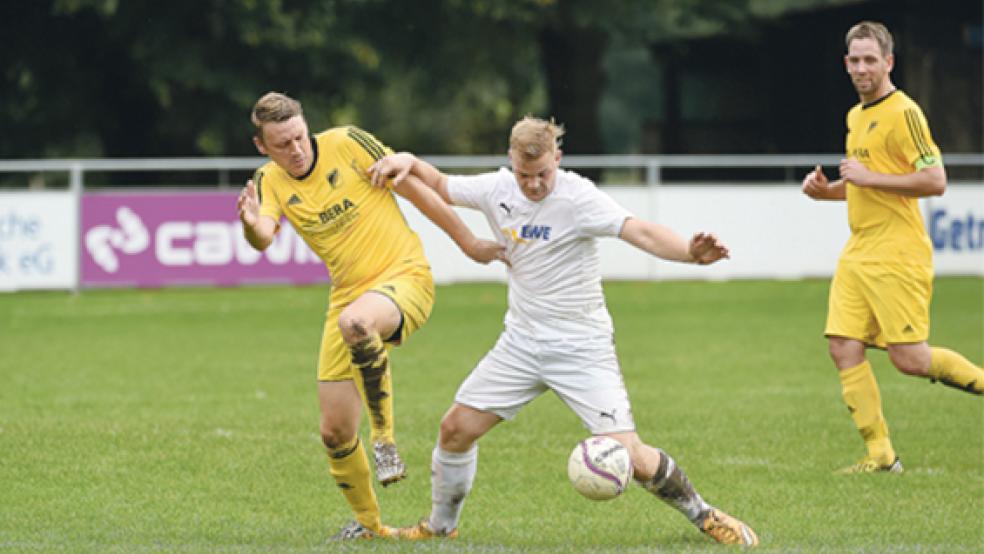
[[885, 53, 894, 72], [253, 135, 267, 156]]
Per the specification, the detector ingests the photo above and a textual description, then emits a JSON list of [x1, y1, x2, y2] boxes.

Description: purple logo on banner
[[81, 191, 328, 288]]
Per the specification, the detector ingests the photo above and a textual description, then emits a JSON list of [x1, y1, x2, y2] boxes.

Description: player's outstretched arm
[[237, 179, 277, 251], [393, 174, 506, 265], [369, 153, 453, 204], [801, 165, 846, 201], [619, 218, 729, 265]]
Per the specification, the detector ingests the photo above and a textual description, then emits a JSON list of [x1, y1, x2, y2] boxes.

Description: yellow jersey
[[841, 90, 943, 266], [254, 126, 428, 302]]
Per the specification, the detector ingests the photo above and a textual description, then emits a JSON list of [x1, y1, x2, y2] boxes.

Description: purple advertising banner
[[81, 191, 327, 288]]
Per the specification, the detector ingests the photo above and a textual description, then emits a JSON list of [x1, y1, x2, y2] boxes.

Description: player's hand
[[463, 238, 509, 266], [368, 152, 415, 188], [839, 158, 872, 186], [688, 232, 729, 265], [238, 179, 261, 227], [801, 165, 830, 199]]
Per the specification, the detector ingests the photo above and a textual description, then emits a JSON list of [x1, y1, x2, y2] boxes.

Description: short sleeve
[[893, 106, 943, 170], [572, 177, 633, 238], [345, 126, 395, 181], [255, 168, 283, 221], [447, 169, 506, 211]]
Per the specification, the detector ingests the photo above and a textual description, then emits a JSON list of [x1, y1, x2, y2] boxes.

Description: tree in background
[[2, 0, 381, 158], [1, 0, 976, 162], [0, 0, 763, 159]]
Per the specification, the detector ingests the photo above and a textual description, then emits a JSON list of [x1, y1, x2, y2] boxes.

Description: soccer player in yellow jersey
[[236, 92, 505, 540], [802, 22, 983, 474]]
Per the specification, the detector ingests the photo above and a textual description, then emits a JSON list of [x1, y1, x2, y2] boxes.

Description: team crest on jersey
[[501, 224, 552, 244], [867, 121, 878, 133], [327, 168, 339, 188]]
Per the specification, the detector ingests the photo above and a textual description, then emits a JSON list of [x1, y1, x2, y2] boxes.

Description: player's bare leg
[[339, 293, 405, 485]]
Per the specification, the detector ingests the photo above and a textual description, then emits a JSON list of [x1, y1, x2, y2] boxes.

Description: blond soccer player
[[802, 22, 983, 474], [237, 92, 504, 539], [369, 117, 759, 546]]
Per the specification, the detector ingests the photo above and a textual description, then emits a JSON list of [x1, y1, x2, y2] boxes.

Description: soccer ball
[[567, 436, 633, 501]]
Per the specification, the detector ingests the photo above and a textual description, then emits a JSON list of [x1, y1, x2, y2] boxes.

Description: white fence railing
[[1, 153, 982, 190]]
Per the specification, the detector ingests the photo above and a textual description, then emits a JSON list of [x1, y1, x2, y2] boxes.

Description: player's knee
[[320, 426, 356, 450], [438, 416, 474, 451], [828, 337, 864, 368], [888, 348, 930, 376], [438, 416, 462, 443], [337, 311, 370, 345]]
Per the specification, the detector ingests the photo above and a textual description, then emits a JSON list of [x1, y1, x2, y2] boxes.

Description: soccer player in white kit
[[368, 117, 759, 547]]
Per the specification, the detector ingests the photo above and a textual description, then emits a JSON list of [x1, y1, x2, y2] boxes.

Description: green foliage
[[0, 0, 908, 160], [0, 278, 981, 551], [2, 0, 548, 158], [2, 1, 377, 158]]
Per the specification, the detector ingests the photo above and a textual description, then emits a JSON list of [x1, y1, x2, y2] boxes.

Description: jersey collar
[[862, 89, 897, 110]]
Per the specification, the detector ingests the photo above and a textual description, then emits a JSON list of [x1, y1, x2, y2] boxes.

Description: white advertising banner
[[1, 182, 978, 292], [401, 182, 983, 283], [923, 186, 984, 275], [0, 191, 79, 291]]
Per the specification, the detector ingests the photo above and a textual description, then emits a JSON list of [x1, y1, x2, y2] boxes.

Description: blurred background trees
[[1, 0, 980, 159]]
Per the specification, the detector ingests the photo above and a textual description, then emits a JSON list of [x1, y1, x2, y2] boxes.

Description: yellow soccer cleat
[[700, 509, 760, 547], [836, 455, 904, 475], [327, 521, 396, 541], [396, 519, 458, 540]]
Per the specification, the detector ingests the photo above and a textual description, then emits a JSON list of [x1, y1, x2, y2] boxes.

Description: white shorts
[[454, 326, 635, 434]]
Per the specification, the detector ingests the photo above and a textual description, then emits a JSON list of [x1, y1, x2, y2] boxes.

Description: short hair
[[845, 21, 894, 57], [509, 116, 565, 160], [251, 92, 303, 140]]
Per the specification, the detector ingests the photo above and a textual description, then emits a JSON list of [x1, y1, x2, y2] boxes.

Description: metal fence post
[[70, 162, 83, 295], [646, 160, 661, 187]]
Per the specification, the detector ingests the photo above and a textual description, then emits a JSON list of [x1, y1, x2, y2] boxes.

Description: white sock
[[429, 444, 478, 534]]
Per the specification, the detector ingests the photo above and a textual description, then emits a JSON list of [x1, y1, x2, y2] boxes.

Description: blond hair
[[845, 21, 894, 57], [251, 92, 303, 140], [509, 116, 565, 160]]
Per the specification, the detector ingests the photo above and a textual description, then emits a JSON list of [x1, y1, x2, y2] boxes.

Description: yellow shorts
[[825, 260, 933, 348], [317, 265, 435, 381]]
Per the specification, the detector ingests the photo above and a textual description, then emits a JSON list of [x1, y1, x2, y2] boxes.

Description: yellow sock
[[350, 334, 395, 445], [929, 347, 984, 395], [839, 361, 895, 464], [326, 436, 382, 532]]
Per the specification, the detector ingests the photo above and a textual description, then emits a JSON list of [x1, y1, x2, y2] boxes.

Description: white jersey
[[448, 168, 632, 339]]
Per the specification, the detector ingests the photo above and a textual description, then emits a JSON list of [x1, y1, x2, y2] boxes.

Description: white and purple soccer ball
[[567, 436, 633, 501]]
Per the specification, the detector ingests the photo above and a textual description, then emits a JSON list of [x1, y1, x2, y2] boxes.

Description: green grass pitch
[[0, 278, 981, 553]]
